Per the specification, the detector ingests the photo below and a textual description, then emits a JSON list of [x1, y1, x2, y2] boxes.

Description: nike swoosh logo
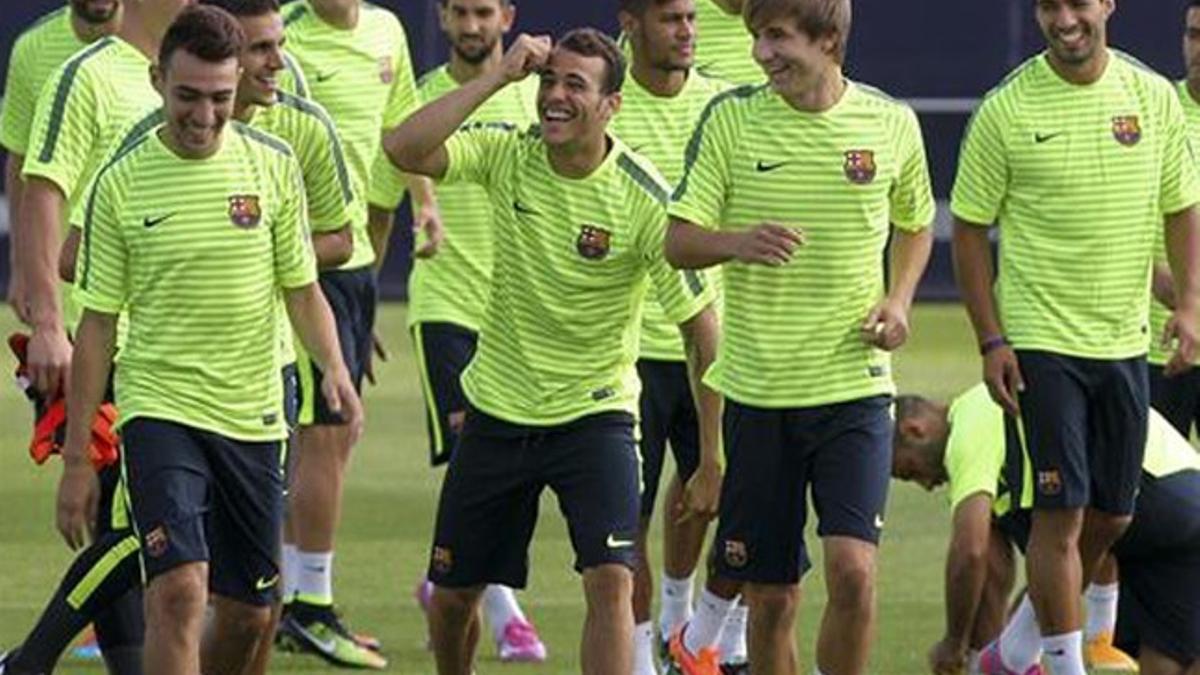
[[1034, 132, 1063, 144], [629, 144, 646, 153], [143, 213, 176, 228], [756, 160, 788, 172], [513, 200, 540, 216], [255, 574, 279, 591], [874, 514, 885, 529], [606, 534, 634, 548], [294, 622, 338, 654], [315, 71, 339, 83]]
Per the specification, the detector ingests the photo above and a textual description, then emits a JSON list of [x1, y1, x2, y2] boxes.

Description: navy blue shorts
[[1013, 351, 1147, 515], [1149, 363, 1200, 439], [636, 359, 700, 518], [428, 409, 641, 589], [1112, 470, 1200, 666], [412, 322, 477, 466], [712, 396, 893, 584], [121, 418, 285, 606], [297, 267, 376, 426]]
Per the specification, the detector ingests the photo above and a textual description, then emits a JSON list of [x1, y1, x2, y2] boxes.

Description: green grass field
[[0, 303, 984, 674]]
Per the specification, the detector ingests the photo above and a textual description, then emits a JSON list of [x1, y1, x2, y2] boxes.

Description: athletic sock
[[282, 544, 299, 604], [717, 601, 748, 664], [1041, 631, 1086, 675], [683, 589, 735, 655], [295, 550, 334, 606], [633, 621, 659, 675], [1083, 582, 1118, 641], [482, 584, 526, 641], [658, 573, 694, 638], [999, 594, 1043, 671]]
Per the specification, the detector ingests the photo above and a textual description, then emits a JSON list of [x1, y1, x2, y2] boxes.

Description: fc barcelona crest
[[228, 194, 262, 228], [844, 149, 877, 184], [577, 225, 612, 260], [379, 56, 394, 84], [1112, 115, 1141, 146]]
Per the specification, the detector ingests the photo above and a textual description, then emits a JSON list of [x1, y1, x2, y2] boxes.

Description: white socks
[[658, 573, 695, 638], [718, 601, 748, 664], [482, 584, 526, 640], [1083, 582, 1118, 640], [295, 550, 334, 605], [999, 595, 1043, 671], [282, 543, 299, 602], [634, 621, 659, 675], [684, 589, 736, 655], [1041, 631, 1086, 675]]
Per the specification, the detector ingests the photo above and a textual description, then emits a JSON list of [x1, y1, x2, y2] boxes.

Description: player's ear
[[500, 1, 517, 32], [897, 417, 926, 444], [617, 10, 637, 38], [150, 63, 165, 96], [602, 90, 622, 120]]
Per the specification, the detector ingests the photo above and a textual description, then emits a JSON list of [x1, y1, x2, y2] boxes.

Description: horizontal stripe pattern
[[670, 82, 935, 408], [693, 0, 762, 87], [952, 51, 1200, 359], [75, 123, 317, 441], [282, 0, 419, 270], [443, 124, 715, 425], [397, 65, 537, 331], [612, 69, 727, 360], [0, 7, 87, 156]]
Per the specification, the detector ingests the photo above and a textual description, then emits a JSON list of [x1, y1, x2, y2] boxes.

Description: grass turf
[[0, 302, 984, 673]]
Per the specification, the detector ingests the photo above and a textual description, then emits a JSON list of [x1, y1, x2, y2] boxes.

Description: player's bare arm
[[312, 222, 353, 269], [1152, 260, 1176, 311], [676, 304, 722, 523], [952, 217, 1023, 416], [862, 225, 932, 352], [55, 308, 116, 551], [285, 282, 365, 443], [18, 177, 74, 396], [1161, 205, 1200, 375], [384, 33, 551, 180], [664, 217, 806, 269], [6, 152, 27, 319], [929, 493, 994, 675], [406, 174, 444, 259]]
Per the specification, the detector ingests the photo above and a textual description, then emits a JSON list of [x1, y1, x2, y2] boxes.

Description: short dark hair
[[894, 395, 934, 424], [159, 6, 245, 68], [617, 0, 665, 15], [438, 0, 512, 6], [198, 0, 280, 18], [557, 28, 625, 95]]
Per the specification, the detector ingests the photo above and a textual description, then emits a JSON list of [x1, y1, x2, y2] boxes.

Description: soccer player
[[952, 1, 1200, 673], [892, 386, 1200, 675], [278, 2, 420, 659], [611, 2, 732, 673], [18, 0, 191, 398], [1149, 0, 1200, 438], [694, 0, 759, 85], [366, 0, 546, 663], [56, 6, 362, 674], [1, 0, 121, 321], [384, 29, 722, 675], [664, 0, 935, 673]]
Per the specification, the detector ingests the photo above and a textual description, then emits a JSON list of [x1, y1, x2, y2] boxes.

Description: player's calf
[[582, 564, 635, 675]]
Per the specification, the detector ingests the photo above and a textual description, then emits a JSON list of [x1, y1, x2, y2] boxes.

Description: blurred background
[[0, 0, 1193, 300]]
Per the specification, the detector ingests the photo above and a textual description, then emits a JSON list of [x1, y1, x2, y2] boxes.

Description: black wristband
[[979, 335, 1009, 355]]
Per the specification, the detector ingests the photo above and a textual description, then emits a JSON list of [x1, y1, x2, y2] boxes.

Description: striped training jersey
[[0, 7, 90, 156], [442, 124, 716, 426], [282, 0, 419, 271], [375, 64, 537, 331], [694, 0, 761, 87], [670, 82, 935, 408], [75, 123, 317, 441], [22, 36, 160, 331], [611, 70, 727, 361], [952, 51, 1200, 360], [1149, 80, 1200, 366]]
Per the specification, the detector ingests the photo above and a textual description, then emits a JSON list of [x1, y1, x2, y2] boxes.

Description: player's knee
[[431, 584, 483, 621], [582, 563, 633, 611], [1031, 508, 1085, 550], [743, 583, 799, 627], [1084, 509, 1132, 546], [146, 565, 207, 625], [218, 601, 273, 641], [826, 557, 876, 613]]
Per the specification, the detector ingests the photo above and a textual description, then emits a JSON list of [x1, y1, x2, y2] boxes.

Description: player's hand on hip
[[1162, 306, 1199, 376], [983, 345, 1024, 417], [413, 202, 445, 259], [927, 637, 966, 675], [27, 325, 72, 398], [860, 298, 910, 351], [500, 34, 552, 83], [733, 223, 806, 266], [321, 367, 365, 445], [56, 459, 99, 551], [676, 459, 721, 524]]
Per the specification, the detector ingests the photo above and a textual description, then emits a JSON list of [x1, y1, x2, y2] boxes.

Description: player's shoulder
[[416, 64, 450, 96], [614, 142, 671, 206], [971, 54, 1045, 120], [95, 121, 159, 186], [1110, 49, 1177, 99], [12, 7, 70, 55], [49, 36, 121, 88], [282, 1, 314, 29], [232, 121, 296, 160], [274, 90, 335, 128], [695, 82, 769, 129], [849, 80, 919, 122], [361, 2, 406, 37]]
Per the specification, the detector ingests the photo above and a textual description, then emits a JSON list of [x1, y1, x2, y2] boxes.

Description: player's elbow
[[664, 220, 690, 269], [315, 226, 353, 269]]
